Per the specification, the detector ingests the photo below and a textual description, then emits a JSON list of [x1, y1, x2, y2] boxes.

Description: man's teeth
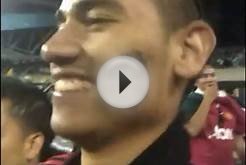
[[55, 79, 92, 91]]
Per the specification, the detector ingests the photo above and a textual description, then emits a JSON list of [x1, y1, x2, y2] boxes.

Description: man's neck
[[28, 158, 38, 165], [80, 98, 181, 165], [81, 121, 171, 165], [80, 84, 184, 165]]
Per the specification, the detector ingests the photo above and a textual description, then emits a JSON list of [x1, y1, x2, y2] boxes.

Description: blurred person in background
[[181, 65, 245, 165], [224, 87, 245, 164], [224, 87, 245, 108], [1, 76, 59, 165], [41, 0, 217, 164]]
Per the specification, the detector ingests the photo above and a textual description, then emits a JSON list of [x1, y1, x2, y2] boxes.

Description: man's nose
[[41, 25, 83, 64]]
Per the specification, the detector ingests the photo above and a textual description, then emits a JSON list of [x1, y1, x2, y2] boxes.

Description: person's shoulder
[[179, 91, 204, 122], [39, 152, 78, 165], [187, 91, 203, 99], [180, 91, 203, 108], [39, 153, 69, 165], [229, 95, 245, 108]]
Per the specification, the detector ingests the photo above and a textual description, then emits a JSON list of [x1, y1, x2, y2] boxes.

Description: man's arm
[[234, 135, 245, 162], [184, 82, 218, 137], [231, 96, 245, 162]]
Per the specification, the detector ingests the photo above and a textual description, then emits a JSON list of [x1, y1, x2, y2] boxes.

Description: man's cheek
[[1, 139, 10, 164], [85, 32, 131, 57]]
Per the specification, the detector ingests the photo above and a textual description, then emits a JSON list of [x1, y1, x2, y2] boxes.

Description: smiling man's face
[[41, 0, 209, 144]]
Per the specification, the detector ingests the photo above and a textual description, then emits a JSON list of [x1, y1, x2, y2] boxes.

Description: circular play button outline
[[97, 56, 149, 109]]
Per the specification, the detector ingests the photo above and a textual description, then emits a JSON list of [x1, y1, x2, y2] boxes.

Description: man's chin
[[50, 114, 109, 142], [51, 119, 113, 150]]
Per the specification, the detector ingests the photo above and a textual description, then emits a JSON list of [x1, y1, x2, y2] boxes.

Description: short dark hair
[[154, 0, 219, 32], [1, 76, 54, 161], [154, 0, 199, 32]]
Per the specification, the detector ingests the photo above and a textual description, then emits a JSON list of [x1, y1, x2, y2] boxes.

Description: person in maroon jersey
[[41, 0, 217, 164], [181, 65, 245, 165]]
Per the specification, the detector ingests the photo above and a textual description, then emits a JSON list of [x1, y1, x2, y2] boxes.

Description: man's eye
[[84, 9, 118, 25], [85, 17, 117, 25]]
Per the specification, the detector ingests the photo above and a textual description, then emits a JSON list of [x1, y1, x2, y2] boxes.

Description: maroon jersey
[[189, 95, 245, 165]]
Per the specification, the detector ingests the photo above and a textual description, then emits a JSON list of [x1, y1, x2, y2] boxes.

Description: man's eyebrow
[[73, 0, 124, 13], [56, 0, 125, 22]]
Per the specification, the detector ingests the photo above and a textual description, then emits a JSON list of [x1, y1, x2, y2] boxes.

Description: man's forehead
[[59, 0, 121, 12], [1, 98, 13, 118], [59, 0, 153, 13], [1, 98, 13, 108]]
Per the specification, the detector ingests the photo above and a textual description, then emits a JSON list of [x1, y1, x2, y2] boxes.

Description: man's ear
[[173, 20, 216, 79], [23, 132, 44, 162]]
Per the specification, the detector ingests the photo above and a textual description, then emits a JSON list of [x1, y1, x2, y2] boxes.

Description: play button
[[119, 71, 131, 94], [97, 56, 149, 109]]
